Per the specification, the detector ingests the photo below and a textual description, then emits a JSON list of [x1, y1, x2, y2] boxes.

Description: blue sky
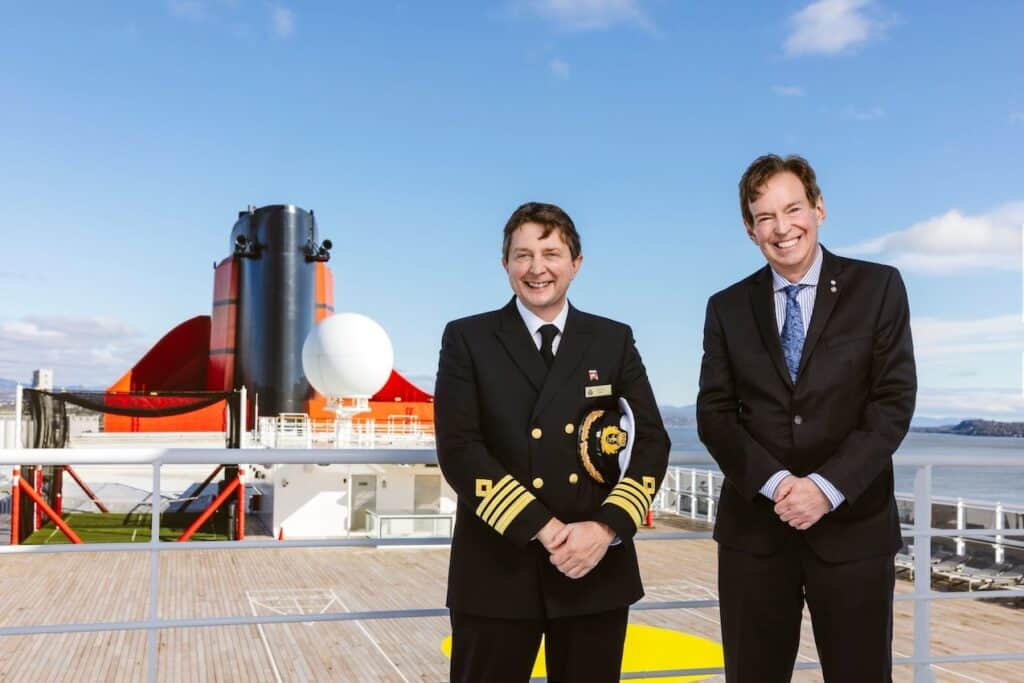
[[1, 1, 1022, 418]]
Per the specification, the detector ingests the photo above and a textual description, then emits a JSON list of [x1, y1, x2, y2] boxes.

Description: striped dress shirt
[[758, 246, 846, 510]]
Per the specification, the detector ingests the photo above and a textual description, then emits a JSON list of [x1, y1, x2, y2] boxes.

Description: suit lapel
[[797, 248, 844, 377], [494, 298, 548, 392], [532, 305, 594, 421], [750, 266, 794, 390]]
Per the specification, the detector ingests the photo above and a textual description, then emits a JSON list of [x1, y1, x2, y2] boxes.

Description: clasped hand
[[536, 518, 614, 580], [773, 476, 831, 531]]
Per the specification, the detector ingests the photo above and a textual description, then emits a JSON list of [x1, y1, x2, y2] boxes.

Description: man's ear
[[571, 254, 583, 277]]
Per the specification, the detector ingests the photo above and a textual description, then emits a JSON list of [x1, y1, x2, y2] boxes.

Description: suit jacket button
[[564, 423, 575, 435], [533, 477, 544, 489], [531, 427, 543, 439], [568, 473, 579, 484], [793, 415, 803, 425]]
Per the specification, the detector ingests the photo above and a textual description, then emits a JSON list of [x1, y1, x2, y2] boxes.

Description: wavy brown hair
[[739, 154, 822, 228]]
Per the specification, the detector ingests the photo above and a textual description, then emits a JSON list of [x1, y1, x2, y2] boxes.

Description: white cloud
[[912, 315, 1024, 361], [1010, 112, 1024, 125], [842, 105, 884, 120], [785, 0, 879, 57], [549, 58, 571, 79], [915, 388, 1024, 420], [772, 85, 805, 97], [526, 0, 653, 32], [272, 6, 295, 38], [0, 316, 150, 388], [838, 202, 1024, 271]]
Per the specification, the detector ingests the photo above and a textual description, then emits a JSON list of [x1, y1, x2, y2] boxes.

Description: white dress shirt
[[515, 298, 568, 353]]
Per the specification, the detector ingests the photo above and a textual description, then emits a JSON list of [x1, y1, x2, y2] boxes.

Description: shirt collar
[[515, 298, 569, 337], [771, 245, 823, 292]]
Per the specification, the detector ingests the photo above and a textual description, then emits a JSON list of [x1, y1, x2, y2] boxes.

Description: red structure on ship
[[105, 204, 432, 432]]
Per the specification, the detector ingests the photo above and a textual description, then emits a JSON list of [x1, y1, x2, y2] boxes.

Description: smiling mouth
[[775, 236, 800, 250], [525, 281, 553, 289]]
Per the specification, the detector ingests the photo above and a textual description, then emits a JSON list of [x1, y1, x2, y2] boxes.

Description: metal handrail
[[1, 448, 1023, 683]]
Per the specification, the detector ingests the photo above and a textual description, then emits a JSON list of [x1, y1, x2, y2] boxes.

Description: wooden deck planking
[[0, 519, 1020, 682]]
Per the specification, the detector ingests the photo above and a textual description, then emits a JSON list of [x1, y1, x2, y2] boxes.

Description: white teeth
[[776, 238, 799, 248], [526, 282, 551, 288]]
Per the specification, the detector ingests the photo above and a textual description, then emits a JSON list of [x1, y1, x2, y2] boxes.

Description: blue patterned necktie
[[781, 285, 806, 382]]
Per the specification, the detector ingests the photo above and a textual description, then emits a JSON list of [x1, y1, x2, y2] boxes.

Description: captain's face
[[746, 171, 825, 283], [503, 222, 582, 322]]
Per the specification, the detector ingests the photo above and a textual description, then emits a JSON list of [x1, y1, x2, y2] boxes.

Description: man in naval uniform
[[697, 155, 916, 682], [434, 202, 670, 683]]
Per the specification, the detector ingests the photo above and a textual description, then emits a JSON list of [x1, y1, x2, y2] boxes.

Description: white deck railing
[[1, 448, 1023, 683]]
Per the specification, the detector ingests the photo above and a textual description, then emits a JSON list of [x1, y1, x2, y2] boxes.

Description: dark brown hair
[[739, 154, 822, 228], [501, 202, 582, 262]]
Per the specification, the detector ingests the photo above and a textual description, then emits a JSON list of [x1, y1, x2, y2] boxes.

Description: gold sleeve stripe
[[484, 485, 530, 526], [476, 475, 515, 519], [494, 491, 537, 535], [604, 494, 643, 528], [612, 484, 650, 515], [607, 488, 647, 519], [480, 482, 522, 525], [620, 478, 653, 506]]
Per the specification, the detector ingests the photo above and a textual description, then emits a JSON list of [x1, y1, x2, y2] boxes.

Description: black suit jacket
[[434, 299, 670, 619], [696, 248, 916, 562]]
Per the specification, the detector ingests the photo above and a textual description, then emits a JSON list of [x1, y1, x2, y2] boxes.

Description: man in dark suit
[[697, 155, 916, 682], [434, 202, 670, 683]]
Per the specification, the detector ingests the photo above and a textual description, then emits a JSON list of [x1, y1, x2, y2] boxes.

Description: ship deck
[[0, 516, 1021, 682]]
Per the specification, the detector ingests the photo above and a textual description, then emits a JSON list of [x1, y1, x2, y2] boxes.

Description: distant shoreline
[[911, 419, 1024, 438]]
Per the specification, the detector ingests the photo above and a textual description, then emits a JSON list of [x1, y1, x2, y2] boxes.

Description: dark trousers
[[717, 538, 895, 683], [449, 607, 628, 683]]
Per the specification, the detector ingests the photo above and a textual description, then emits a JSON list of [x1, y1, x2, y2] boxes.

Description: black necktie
[[538, 324, 559, 369]]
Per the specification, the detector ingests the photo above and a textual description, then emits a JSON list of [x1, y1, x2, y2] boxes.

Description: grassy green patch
[[24, 512, 232, 544]]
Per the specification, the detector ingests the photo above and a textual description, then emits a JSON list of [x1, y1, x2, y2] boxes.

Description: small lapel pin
[[588, 369, 599, 381], [829, 279, 838, 293]]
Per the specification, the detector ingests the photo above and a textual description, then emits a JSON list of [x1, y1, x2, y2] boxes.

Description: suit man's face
[[745, 171, 825, 282], [503, 222, 582, 321]]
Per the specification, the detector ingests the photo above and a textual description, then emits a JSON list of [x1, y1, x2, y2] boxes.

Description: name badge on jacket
[[585, 384, 613, 398]]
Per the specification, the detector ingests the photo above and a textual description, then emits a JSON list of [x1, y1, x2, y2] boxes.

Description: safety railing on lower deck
[[1, 448, 1022, 683]]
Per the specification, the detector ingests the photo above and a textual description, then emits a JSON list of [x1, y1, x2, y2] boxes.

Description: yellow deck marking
[[441, 623, 723, 682]]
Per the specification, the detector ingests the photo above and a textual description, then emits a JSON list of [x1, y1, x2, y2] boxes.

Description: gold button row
[[531, 424, 577, 439], [532, 474, 580, 488]]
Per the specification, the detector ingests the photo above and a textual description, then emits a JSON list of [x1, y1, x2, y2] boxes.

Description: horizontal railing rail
[[1, 448, 1022, 683]]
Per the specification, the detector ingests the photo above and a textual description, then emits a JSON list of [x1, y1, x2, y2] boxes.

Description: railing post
[[706, 471, 714, 522], [995, 503, 1004, 565], [10, 467, 20, 545], [690, 469, 697, 519], [912, 464, 935, 683], [148, 461, 161, 683], [955, 498, 965, 556], [13, 384, 23, 448], [239, 385, 248, 449]]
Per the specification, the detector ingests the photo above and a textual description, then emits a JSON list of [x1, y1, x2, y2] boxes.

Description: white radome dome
[[302, 313, 394, 398]]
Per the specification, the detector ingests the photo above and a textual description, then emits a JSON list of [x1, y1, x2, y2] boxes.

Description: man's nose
[[528, 259, 546, 274]]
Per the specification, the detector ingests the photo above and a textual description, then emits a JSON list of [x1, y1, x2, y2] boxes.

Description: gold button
[[532, 477, 544, 489], [531, 427, 542, 439], [564, 423, 575, 435], [568, 473, 579, 485]]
